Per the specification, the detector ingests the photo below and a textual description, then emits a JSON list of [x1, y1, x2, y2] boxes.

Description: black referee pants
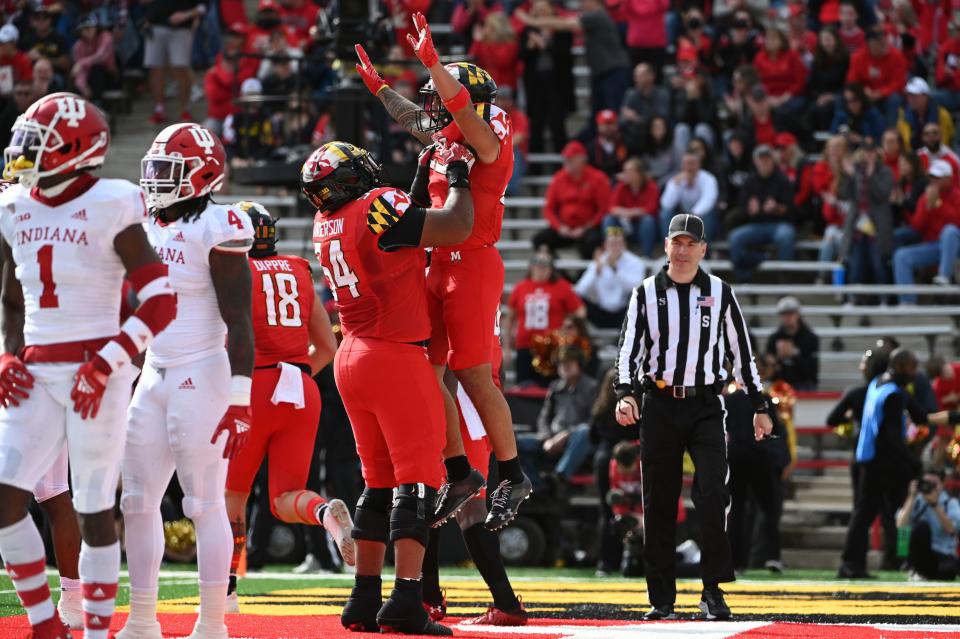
[[639, 391, 735, 606]]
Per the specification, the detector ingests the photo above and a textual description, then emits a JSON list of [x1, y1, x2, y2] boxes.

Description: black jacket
[[764, 320, 819, 390], [725, 389, 791, 470], [739, 169, 795, 224]]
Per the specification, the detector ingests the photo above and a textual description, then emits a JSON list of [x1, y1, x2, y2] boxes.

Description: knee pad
[[352, 487, 392, 544], [389, 483, 433, 547], [119, 490, 159, 517], [454, 497, 487, 531], [182, 496, 224, 521]]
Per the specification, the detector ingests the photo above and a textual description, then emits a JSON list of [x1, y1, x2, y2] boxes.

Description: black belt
[[641, 379, 721, 399], [256, 362, 311, 375]]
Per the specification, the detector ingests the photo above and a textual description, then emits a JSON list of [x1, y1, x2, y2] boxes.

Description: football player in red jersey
[[0, 93, 176, 639], [303, 139, 474, 636], [223, 200, 353, 613], [356, 14, 532, 532]]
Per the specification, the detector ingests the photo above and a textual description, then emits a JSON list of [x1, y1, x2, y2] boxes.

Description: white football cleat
[[57, 589, 83, 629], [187, 621, 229, 639], [225, 591, 239, 614], [322, 499, 356, 567], [115, 619, 164, 639]]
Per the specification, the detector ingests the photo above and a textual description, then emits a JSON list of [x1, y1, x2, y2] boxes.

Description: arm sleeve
[[615, 286, 645, 396], [946, 498, 960, 530], [826, 386, 859, 426], [660, 178, 679, 210], [536, 388, 555, 436], [614, 256, 646, 290], [692, 172, 718, 216], [723, 285, 764, 408], [574, 263, 599, 299]]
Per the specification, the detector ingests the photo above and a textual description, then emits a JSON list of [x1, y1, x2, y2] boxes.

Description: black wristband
[[446, 161, 470, 189], [615, 384, 634, 401]]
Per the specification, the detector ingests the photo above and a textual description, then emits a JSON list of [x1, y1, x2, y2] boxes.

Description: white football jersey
[[146, 202, 253, 368], [0, 179, 148, 346]]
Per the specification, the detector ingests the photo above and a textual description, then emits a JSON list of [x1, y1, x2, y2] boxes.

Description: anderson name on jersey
[[147, 203, 253, 367], [0, 178, 148, 346]]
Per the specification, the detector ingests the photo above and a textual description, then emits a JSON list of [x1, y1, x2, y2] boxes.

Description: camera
[[918, 479, 937, 495]]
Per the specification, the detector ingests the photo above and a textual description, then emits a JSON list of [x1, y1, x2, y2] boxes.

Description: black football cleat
[[428, 468, 485, 527], [699, 587, 732, 620], [377, 594, 452, 635], [484, 474, 533, 531], [341, 584, 382, 632], [642, 604, 676, 621]]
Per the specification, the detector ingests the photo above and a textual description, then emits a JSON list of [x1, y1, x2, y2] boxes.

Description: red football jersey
[[507, 278, 583, 349], [428, 103, 514, 252], [250, 254, 315, 368], [313, 186, 430, 343]]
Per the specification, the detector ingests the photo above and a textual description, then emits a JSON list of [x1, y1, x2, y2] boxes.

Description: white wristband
[[230, 375, 252, 406]]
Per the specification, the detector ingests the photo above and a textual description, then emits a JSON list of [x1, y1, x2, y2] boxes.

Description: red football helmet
[[3, 92, 109, 188], [140, 123, 226, 211]]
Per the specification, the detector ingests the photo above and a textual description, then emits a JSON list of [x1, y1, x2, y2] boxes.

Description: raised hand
[[355, 44, 389, 96], [407, 12, 439, 69]]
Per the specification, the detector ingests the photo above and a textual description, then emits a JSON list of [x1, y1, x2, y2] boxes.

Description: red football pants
[[225, 367, 322, 508], [335, 336, 445, 489]]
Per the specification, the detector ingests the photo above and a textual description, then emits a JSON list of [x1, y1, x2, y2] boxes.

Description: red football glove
[[70, 356, 110, 420], [407, 12, 439, 69], [0, 353, 34, 408], [355, 44, 389, 96], [436, 141, 476, 169], [211, 405, 251, 460]]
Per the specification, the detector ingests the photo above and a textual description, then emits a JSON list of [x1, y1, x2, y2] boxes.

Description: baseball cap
[[775, 132, 797, 149], [76, 14, 97, 30], [596, 109, 617, 125], [667, 214, 705, 242], [241, 77, 263, 96], [0, 24, 18, 43], [776, 296, 801, 314], [929, 159, 953, 178], [258, 0, 280, 11], [906, 77, 930, 95], [561, 141, 587, 158]]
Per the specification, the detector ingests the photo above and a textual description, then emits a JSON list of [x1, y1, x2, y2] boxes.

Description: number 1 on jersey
[[317, 239, 360, 301], [37, 244, 59, 308]]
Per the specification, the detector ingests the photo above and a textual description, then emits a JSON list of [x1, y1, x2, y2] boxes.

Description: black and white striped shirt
[[615, 266, 765, 409]]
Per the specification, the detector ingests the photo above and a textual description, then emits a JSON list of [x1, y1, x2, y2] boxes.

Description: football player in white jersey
[[0, 93, 177, 639], [117, 123, 255, 639]]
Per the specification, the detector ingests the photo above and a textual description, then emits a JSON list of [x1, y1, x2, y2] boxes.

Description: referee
[[614, 214, 773, 620]]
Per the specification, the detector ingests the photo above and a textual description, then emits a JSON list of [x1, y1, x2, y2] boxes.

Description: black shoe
[[377, 594, 452, 635], [428, 469, 485, 527], [837, 564, 874, 579], [341, 584, 382, 632], [643, 605, 676, 620], [484, 474, 533, 531], [699, 587, 732, 620]]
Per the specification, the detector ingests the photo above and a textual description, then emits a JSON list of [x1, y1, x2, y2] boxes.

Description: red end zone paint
[[2, 615, 960, 638]]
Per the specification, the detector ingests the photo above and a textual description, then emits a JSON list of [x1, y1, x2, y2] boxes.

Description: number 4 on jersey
[[316, 239, 360, 302], [227, 210, 245, 230]]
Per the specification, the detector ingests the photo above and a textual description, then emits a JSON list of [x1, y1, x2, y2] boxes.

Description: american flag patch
[[697, 296, 714, 307]]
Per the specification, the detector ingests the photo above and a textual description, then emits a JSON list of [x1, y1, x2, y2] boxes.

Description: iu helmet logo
[[55, 96, 86, 128], [187, 126, 217, 155]]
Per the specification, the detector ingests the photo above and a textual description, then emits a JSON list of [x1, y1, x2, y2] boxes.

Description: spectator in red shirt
[[384, 0, 431, 57], [277, 0, 318, 47], [838, 1, 866, 53], [203, 25, 256, 137], [786, 3, 817, 66], [503, 253, 585, 387], [533, 141, 611, 259], [469, 11, 520, 91], [754, 27, 808, 120], [452, 0, 504, 50], [893, 159, 960, 302], [586, 109, 629, 178], [677, 8, 712, 73], [934, 27, 960, 113], [0, 24, 32, 96], [498, 86, 530, 196], [622, 0, 669, 72], [602, 157, 659, 256], [815, 135, 849, 265], [917, 122, 960, 187], [846, 28, 908, 123], [930, 356, 960, 411]]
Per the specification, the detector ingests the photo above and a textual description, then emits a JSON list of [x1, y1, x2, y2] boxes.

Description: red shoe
[[422, 589, 446, 622], [29, 615, 72, 638], [461, 599, 528, 626], [148, 110, 166, 125]]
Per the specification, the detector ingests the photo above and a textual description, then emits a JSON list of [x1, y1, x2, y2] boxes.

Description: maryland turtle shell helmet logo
[[418, 62, 498, 133], [299, 141, 381, 214]]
